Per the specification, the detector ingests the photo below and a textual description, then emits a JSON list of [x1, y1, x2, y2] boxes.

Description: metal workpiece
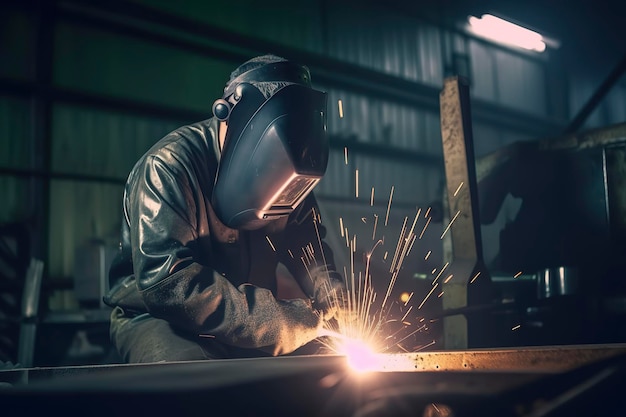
[[439, 76, 493, 349], [2, 346, 626, 417], [401, 343, 626, 372], [540, 121, 626, 151]]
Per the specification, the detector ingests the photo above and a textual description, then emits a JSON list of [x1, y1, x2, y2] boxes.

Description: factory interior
[[1, 0, 626, 415]]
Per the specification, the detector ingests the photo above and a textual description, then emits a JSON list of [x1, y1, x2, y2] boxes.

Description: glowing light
[[320, 330, 416, 373], [514, 271, 522, 278], [468, 14, 546, 52], [399, 292, 411, 303], [342, 338, 379, 372], [265, 235, 276, 251], [355, 169, 359, 198], [344, 146, 348, 164], [512, 324, 521, 331], [338, 99, 344, 118]]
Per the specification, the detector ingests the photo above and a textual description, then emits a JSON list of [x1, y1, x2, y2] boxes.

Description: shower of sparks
[[372, 214, 379, 240], [313, 204, 443, 360], [406, 234, 417, 256], [416, 340, 436, 351], [440, 210, 461, 239], [470, 271, 481, 284], [432, 262, 449, 285], [453, 181, 464, 197], [385, 186, 394, 226], [514, 271, 522, 279], [512, 324, 521, 331], [344, 147, 348, 165], [419, 216, 431, 239], [400, 306, 413, 322], [389, 216, 409, 274], [338, 99, 344, 118], [303, 156, 473, 365], [418, 283, 439, 309], [265, 235, 276, 251]]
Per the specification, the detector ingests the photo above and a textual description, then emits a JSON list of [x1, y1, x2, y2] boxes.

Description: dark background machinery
[[474, 122, 626, 348]]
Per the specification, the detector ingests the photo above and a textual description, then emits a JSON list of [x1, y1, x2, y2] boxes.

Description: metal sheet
[[2, 345, 626, 417]]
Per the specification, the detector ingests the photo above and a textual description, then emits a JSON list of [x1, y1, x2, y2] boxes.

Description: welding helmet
[[211, 60, 329, 230]]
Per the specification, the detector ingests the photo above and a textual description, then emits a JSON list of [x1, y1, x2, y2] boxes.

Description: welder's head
[[211, 54, 329, 230]]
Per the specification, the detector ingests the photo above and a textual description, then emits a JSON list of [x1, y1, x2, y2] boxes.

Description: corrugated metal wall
[[0, 97, 33, 221], [48, 105, 180, 277], [469, 39, 548, 118], [2, 0, 597, 304]]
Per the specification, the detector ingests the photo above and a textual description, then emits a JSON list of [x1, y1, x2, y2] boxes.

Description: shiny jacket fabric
[[104, 117, 340, 356]]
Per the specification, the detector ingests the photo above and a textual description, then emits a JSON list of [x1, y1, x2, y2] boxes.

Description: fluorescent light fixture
[[468, 14, 546, 52]]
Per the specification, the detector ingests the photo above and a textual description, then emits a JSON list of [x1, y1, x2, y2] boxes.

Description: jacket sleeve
[[129, 152, 322, 355]]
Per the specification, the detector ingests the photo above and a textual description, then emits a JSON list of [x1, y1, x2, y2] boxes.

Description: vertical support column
[[31, 0, 56, 263], [439, 76, 492, 349]]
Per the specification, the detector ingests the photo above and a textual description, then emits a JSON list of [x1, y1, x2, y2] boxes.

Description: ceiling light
[[468, 14, 546, 52]]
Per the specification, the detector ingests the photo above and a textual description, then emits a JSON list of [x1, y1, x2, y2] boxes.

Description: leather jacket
[[104, 117, 340, 355]]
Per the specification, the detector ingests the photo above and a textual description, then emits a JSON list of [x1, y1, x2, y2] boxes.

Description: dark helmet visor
[[213, 84, 328, 230]]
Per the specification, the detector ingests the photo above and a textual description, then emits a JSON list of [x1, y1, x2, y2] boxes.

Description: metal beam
[[565, 52, 626, 134], [439, 76, 493, 349]]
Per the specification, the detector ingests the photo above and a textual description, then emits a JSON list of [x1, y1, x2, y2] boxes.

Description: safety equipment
[[212, 61, 313, 122], [212, 63, 329, 230], [309, 265, 347, 322]]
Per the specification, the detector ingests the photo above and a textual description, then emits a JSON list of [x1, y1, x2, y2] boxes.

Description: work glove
[[309, 265, 348, 322]]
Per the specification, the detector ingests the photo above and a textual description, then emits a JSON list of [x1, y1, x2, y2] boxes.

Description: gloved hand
[[309, 265, 348, 322]]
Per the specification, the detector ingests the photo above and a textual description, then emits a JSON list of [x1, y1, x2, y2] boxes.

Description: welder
[[103, 54, 347, 363]]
